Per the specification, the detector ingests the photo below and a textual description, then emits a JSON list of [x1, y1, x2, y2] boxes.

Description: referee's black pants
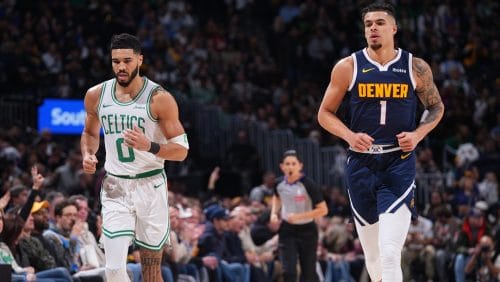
[[278, 221, 319, 282]]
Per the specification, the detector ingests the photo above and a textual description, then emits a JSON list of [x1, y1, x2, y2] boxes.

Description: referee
[[270, 149, 328, 282]]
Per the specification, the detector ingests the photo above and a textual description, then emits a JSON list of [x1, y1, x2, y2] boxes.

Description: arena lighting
[[38, 98, 86, 134]]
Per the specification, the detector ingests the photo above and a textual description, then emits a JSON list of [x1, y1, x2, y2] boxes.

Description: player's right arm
[[81, 85, 102, 174], [318, 57, 373, 151], [270, 195, 281, 224]]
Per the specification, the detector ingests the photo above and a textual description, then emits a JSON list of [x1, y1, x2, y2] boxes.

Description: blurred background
[[0, 1, 498, 280]]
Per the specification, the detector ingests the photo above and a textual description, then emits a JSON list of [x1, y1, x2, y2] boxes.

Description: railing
[[5, 96, 447, 197], [183, 102, 346, 188], [0, 100, 38, 129]]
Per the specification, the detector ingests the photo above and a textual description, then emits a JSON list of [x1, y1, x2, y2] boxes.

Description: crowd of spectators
[[1, 0, 499, 281]]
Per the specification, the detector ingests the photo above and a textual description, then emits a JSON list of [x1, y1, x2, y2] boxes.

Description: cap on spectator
[[204, 204, 229, 221], [475, 201, 489, 212], [31, 200, 49, 213], [468, 207, 484, 218], [178, 207, 193, 219]]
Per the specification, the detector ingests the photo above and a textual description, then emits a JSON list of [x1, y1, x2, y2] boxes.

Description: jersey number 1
[[379, 100, 387, 125]]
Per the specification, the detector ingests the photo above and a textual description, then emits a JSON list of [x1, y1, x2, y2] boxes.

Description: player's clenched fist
[[82, 154, 98, 174]]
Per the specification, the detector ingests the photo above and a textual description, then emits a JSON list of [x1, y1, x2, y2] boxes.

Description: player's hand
[[347, 132, 374, 152], [82, 154, 98, 174], [31, 166, 45, 190], [123, 126, 150, 151], [396, 131, 421, 152]]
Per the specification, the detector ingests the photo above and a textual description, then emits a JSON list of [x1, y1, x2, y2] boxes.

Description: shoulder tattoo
[[413, 57, 444, 124]]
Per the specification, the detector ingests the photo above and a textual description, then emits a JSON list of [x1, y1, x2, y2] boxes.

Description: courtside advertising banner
[[38, 98, 85, 134]]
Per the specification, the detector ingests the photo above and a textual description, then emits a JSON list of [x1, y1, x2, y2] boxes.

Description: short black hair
[[361, 1, 396, 21], [110, 33, 141, 54], [282, 149, 302, 162]]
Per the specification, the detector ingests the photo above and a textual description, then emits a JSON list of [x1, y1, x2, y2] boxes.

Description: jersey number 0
[[116, 138, 135, 162]]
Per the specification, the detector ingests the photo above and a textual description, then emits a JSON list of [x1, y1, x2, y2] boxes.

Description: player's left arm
[[397, 57, 444, 152], [125, 87, 189, 161], [151, 87, 189, 161]]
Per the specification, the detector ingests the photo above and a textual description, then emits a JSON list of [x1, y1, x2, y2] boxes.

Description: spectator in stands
[[319, 217, 363, 282], [224, 129, 261, 193], [249, 170, 276, 207], [17, 201, 59, 272], [196, 204, 249, 282], [164, 205, 197, 282], [31, 200, 64, 266], [325, 186, 350, 218], [402, 215, 435, 281], [423, 190, 451, 222], [432, 206, 461, 282], [223, 208, 253, 281], [67, 195, 105, 269], [48, 150, 84, 196], [5, 185, 30, 213], [464, 235, 500, 281], [454, 207, 492, 282], [454, 170, 480, 219], [45, 191, 66, 229], [1, 211, 73, 282], [43, 200, 104, 281], [233, 205, 281, 281], [250, 209, 279, 248], [477, 172, 498, 208]]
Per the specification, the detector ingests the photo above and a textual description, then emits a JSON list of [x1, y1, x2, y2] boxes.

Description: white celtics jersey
[[98, 77, 167, 175]]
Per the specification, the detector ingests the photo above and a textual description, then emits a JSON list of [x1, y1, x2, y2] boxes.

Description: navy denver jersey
[[347, 48, 417, 144]]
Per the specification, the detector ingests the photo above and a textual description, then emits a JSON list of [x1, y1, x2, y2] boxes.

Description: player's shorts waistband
[[106, 168, 164, 179], [349, 144, 401, 154]]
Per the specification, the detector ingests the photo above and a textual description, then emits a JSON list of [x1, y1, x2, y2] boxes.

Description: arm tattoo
[[141, 257, 162, 266], [152, 86, 167, 97], [413, 58, 444, 124]]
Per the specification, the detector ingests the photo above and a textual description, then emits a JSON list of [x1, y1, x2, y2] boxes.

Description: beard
[[369, 43, 382, 50], [115, 64, 139, 87], [34, 220, 49, 232]]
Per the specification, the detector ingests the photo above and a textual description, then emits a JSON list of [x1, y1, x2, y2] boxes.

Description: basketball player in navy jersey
[[317, 2, 444, 282]]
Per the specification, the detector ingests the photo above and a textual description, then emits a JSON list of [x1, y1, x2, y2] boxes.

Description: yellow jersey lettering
[[393, 84, 400, 98], [358, 84, 366, 97], [375, 84, 384, 98], [357, 83, 409, 99], [384, 84, 392, 98], [366, 83, 374, 98], [401, 84, 408, 98]]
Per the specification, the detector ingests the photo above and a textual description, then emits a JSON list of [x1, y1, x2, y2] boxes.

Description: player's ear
[[393, 22, 398, 35], [138, 54, 143, 66]]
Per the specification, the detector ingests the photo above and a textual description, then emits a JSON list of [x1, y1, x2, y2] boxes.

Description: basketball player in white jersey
[[81, 33, 189, 282]]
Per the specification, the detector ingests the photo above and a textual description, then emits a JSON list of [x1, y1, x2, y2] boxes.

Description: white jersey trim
[[348, 53, 358, 91], [362, 48, 402, 72], [385, 180, 415, 213], [347, 189, 370, 226], [408, 53, 417, 90]]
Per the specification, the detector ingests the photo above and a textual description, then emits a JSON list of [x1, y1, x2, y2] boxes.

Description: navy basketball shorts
[[345, 150, 416, 226]]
